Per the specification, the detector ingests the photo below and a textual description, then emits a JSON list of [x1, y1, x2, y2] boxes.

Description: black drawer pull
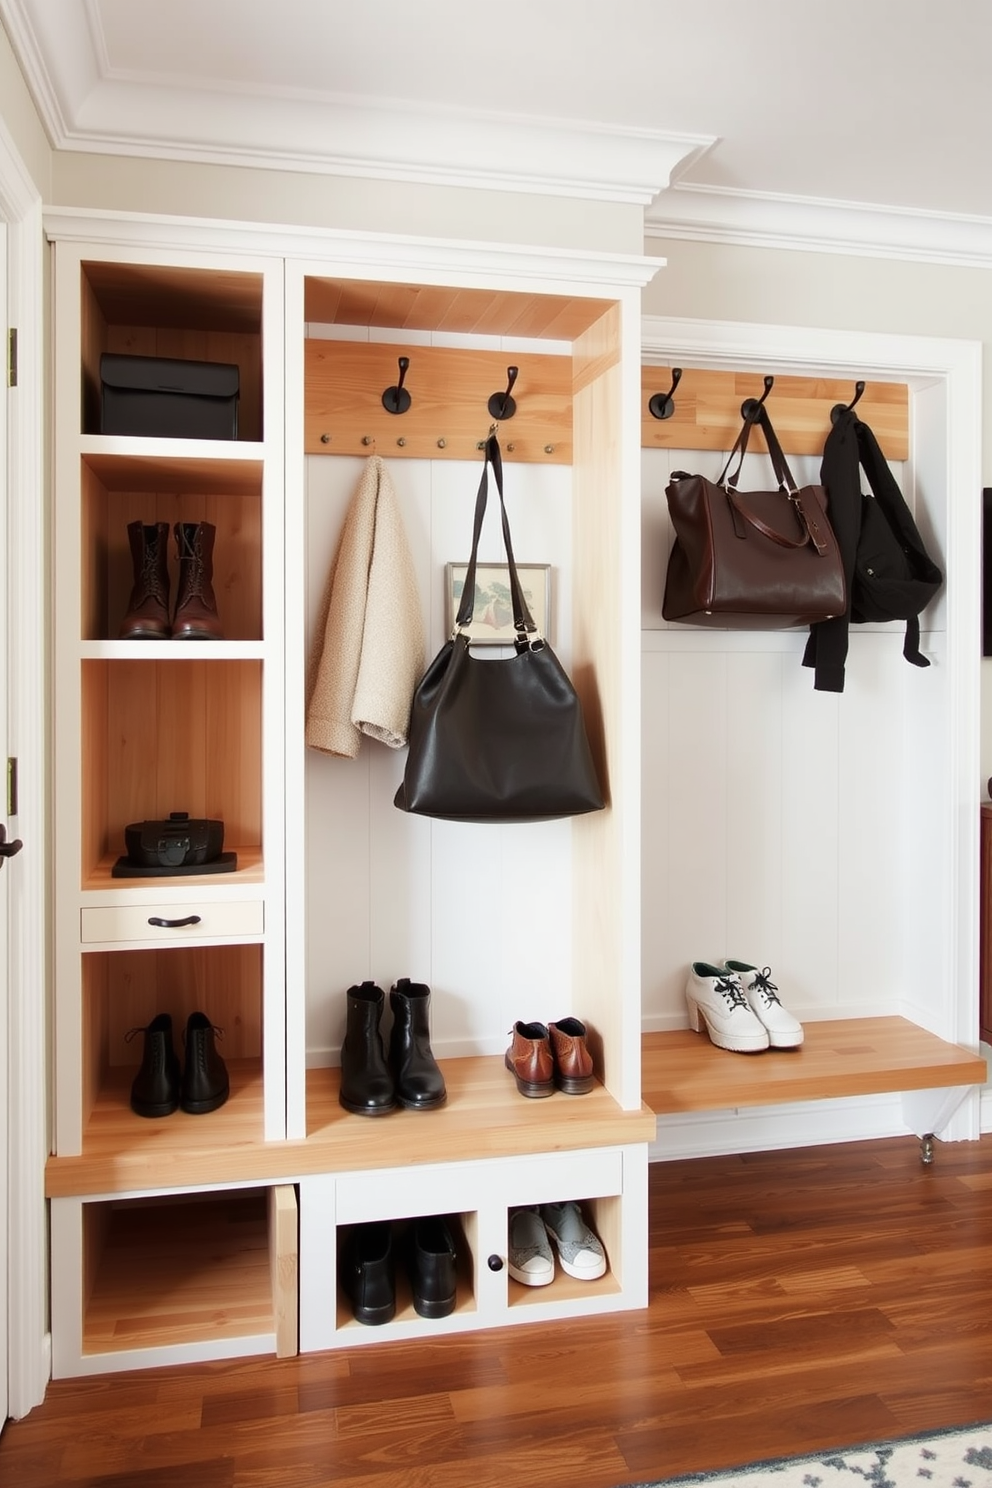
[[147, 914, 202, 929]]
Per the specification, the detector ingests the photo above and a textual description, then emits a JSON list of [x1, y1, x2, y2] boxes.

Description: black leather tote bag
[[394, 435, 605, 823]]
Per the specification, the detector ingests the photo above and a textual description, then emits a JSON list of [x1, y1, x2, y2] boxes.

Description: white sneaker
[[725, 961, 804, 1049], [685, 962, 769, 1053], [508, 1208, 555, 1286], [539, 1201, 607, 1281]]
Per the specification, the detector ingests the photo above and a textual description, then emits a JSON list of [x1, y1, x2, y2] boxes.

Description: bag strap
[[719, 405, 801, 496], [455, 433, 539, 645]]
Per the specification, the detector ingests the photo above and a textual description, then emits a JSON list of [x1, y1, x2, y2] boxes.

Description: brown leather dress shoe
[[504, 1020, 554, 1098], [548, 1017, 595, 1094]]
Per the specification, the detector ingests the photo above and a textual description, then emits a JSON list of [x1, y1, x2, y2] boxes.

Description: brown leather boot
[[548, 1017, 595, 1094], [119, 520, 171, 638], [504, 1020, 554, 1098], [172, 521, 224, 639]]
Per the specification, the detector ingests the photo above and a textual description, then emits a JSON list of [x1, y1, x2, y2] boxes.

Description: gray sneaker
[[508, 1208, 554, 1286], [539, 1201, 606, 1280]]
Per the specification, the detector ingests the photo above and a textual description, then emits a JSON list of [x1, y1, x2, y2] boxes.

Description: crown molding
[[646, 184, 992, 269], [0, 0, 712, 203]]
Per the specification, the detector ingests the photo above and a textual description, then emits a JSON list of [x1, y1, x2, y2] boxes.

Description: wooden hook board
[[305, 339, 573, 463], [641, 368, 909, 460]]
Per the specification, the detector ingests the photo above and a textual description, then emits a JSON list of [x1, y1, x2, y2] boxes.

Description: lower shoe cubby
[[298, 1143, 648, 1352], [75, 941, 265, 1144], [50, 1181, 298, 1377]]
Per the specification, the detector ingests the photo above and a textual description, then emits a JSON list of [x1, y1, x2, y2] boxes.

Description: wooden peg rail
[[641, 368, 909, 460], [305, 339, 573, 463]]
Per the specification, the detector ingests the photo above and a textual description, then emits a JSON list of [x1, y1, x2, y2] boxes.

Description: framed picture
[[445, 562, 552, 645]]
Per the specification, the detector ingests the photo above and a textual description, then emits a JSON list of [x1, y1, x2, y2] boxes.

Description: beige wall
[[50, 150, 645, 256], [0, 17, 50, 195]]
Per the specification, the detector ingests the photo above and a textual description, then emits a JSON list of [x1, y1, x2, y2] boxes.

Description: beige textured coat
[[306, 456, 425, 758]]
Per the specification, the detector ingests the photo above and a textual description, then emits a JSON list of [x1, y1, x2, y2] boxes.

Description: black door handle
[[0, 823, 23, 866], [147, 914, 202, 929]]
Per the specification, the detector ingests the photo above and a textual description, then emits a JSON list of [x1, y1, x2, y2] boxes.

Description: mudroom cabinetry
[[44, 213, 658, 1376]]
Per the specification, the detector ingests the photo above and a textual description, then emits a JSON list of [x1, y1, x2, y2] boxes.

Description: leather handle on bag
[[725, 488, 811, 549], [455, 433, 539, 643]]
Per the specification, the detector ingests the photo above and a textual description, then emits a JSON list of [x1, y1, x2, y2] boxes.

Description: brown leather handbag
[[662, 406, 846, 629]]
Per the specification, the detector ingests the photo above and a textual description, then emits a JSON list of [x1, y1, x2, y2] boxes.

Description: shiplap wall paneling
[[303, 453, 576, 1065]]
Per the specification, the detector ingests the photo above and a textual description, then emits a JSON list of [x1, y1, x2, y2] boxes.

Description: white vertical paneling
[[723, 649, 786, 969], [303, 452, 577, 1064]]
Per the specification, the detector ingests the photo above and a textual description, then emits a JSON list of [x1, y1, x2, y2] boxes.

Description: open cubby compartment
[[49, 1181, 298, 1377], [80, 656, 263, 885], [81, 450, 263, 641], [80, 941, 264, 1139], [335, 1211, 477, 1333], [296, 270, 643, 1126], [505, 1193, 624, 1310], [80, 259, 264, 440]]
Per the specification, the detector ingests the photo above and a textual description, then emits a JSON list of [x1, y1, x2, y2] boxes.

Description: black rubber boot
[[127, 1012, 181, 1117], [339, 982, 396, 1116], [388, 978, 446, 1111], [343, 1222, 395, 1325], [409, 1215, 457, 1318], [180, 1011, 230, 1114]]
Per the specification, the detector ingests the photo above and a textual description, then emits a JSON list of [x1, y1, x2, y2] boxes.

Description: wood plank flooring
[[6, 1133, 992, 1488]]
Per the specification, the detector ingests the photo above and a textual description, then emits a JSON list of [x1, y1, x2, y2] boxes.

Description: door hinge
[[7, 327, 16, 388], [7, 758, 17, 816]]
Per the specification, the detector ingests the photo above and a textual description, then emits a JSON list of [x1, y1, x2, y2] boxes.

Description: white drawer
[[80, 900, 264, 945]]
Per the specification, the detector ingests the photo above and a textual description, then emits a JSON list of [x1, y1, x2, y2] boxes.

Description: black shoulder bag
[[394, 435, 605, 823]]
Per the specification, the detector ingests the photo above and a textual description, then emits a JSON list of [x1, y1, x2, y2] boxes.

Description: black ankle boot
[[343, 1222, 395, 1325], [409, 1215, 457, 1318], [127, 1012, 181, 1117], [389, 979, 446, 1111], [180, 1011, 230, 1114], [339, 982, 396, 1116]]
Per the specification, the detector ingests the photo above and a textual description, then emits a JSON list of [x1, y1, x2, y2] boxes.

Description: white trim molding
[[43, 206, 666, 292], [646, 183, 992, 269], [0, 0, 712, 205], [0, 114, 49, 1419]]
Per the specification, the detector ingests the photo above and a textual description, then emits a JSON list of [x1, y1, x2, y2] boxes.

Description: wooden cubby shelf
[[643, 1017, 987, 1116], [46, 1053, 655, 1199]]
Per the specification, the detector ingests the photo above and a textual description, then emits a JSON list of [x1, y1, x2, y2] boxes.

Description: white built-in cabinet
[[42, 214, 986, 1382], [44, 212, 657, 1377]]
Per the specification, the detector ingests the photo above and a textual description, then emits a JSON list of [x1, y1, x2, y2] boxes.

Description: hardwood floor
[[5, 1134, 992, 1488]]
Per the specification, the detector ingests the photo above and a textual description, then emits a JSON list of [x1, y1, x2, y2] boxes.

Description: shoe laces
[[750, 968, 781, 1006], [183, 1021, 224, 1067], [714, 975, 749, 1011], [139, 546, 167, 603]]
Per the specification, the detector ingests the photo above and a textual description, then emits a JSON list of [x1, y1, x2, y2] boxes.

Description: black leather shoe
[[343, 1222, 395, 1325], [389, 978, 446, 1111], [409, 1215, 457, 1319], [339, 982, 396, 1116], [127, 1012, 181, 1118], [180, 1011, 230, 1114]]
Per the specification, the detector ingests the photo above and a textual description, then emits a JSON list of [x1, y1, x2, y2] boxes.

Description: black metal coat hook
[[830, 379, 866, 424], [741, 375, 775, 422], [382, 356, 412, 415], [648, 367, 682, 421], [488, 366, 519, 421]]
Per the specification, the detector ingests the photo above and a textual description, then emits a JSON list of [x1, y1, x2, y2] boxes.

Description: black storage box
[[100, 353, 240, 440]]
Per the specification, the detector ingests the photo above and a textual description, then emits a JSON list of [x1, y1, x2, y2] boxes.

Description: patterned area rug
[[622, 1421, 992, 1488]]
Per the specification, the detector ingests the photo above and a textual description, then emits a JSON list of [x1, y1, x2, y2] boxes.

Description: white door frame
[[0, 114, 48, 1418]]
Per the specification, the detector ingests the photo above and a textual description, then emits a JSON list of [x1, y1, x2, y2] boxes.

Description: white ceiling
[[4, 0, 992, 260]]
